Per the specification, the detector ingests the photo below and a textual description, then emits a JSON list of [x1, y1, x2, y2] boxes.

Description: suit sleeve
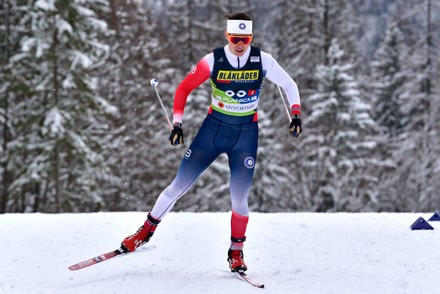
[[173, 56, 211, 123], [261, 51, 301, 116]]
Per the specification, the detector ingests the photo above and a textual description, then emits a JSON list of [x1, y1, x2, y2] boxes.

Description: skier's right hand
[[169, 122, 184, 146]]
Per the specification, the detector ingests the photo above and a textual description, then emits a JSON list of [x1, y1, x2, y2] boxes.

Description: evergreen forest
[[1, 0, 439, 213]]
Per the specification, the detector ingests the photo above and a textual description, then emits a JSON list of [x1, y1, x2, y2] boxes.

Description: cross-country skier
[[121, 12, 302, 273]]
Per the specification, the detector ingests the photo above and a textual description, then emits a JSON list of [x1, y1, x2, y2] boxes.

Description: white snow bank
[[0, 212, 439, 294]]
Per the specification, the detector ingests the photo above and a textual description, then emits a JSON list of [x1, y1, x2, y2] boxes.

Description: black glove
[[169, 122, 184, 146], [289, 115, 302, 137]]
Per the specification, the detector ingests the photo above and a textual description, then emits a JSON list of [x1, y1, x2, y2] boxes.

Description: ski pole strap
[[231, 236, 246, 243]]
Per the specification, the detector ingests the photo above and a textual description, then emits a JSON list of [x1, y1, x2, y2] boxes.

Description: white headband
[[227, 20, 252, 35]]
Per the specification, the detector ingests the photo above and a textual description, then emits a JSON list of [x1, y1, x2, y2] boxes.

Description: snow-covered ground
[[1, 212, 439, 294]]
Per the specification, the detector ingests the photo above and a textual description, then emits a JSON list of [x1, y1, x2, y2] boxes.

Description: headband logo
[[239, 23, 246, 30]]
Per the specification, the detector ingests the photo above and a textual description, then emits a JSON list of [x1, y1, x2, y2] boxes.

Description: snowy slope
[[1, 212, 439, 294]]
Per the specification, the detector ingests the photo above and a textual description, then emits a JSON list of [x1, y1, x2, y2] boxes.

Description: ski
[[68, 248, 124, 271], [237, 272, 265, 288], [68, 245, 156, 271]]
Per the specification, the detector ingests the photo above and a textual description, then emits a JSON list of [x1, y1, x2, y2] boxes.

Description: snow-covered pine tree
[[371, 22, 406, 137], [96, 0, 177, 211], [0, 0, 27, 213], [303, 39, 378, 212], [8, 0, 116, 212], [251, 0, 332, 212], [383, 0, 440, 211], [369, 21, 411, 211], [254, 0, 365, 212]]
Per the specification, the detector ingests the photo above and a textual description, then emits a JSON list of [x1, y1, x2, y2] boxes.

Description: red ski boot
[[227, 249, 248, 272], [121, 213, 160, 252]]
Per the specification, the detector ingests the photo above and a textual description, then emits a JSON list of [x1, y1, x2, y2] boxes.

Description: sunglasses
[[228, 34, 253, 45]]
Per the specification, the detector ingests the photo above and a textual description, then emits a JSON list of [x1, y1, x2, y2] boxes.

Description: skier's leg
[[228, 122, 258, 246], [226, 122, 258, 271], [121, 116, 221, 252], [150, 147, 217, 219], [150, 116, 223, 220]]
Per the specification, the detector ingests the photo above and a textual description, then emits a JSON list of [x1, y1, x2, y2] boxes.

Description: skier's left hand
[[289, 115, 302, 137]]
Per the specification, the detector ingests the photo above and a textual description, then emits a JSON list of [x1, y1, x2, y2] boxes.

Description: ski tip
[[237, 272, 265, 288], [68, 265, 81, 271], [252, 282, 265, 289]]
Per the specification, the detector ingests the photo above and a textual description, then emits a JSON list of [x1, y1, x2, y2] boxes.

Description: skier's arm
[[261, 52, 301, 116], [173, 56, 212, 124]]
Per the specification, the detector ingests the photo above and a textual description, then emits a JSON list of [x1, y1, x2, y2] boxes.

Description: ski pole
[[277, 85, 292, 123], [150, 79, 173, 130]]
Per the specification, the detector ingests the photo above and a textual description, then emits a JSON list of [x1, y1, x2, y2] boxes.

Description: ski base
[[237, 272, 265, 288]]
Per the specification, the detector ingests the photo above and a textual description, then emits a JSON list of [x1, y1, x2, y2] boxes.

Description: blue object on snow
[[428, 212, 440, 222], [410, 217, 434, 230]]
